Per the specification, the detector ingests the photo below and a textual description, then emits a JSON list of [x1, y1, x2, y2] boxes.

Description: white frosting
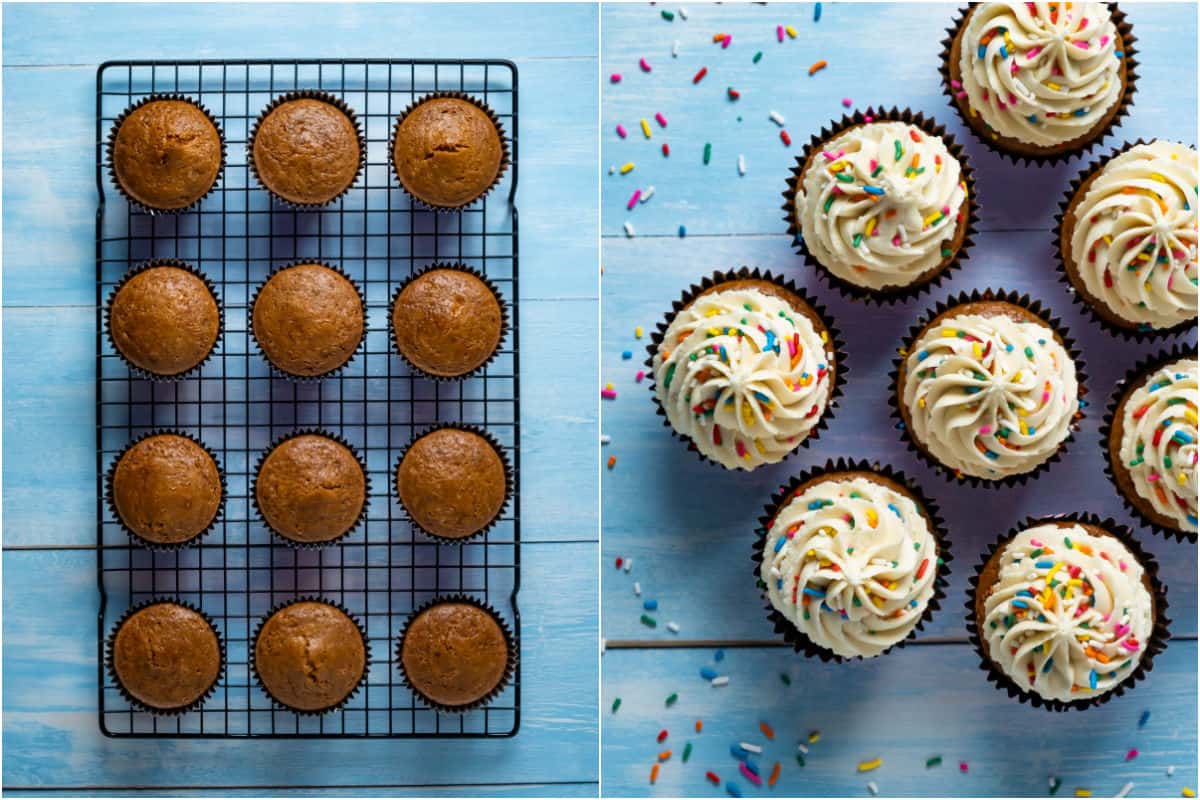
[[796, 121, 968, 290], [981, 522, 1154, 703], [653, 287, 833, 470], [1068, 141, 1198, 329], [1118, 358, 1198, 533], [957, 2, 1125, 148], [902, 311, 1079, 479], [763, 476, 939, 659]]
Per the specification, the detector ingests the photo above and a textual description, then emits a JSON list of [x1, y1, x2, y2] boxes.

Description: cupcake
[[968, 515, 1168, 710], [250, 92, 363, 207], [107, 432, 223, 549], [785, 110, 976, 299], [894, 290, 1083, 484], [391, 93, 509, 210], [395, 426, 511, 542], [943, 2, 1136, 162], [1058, 140, 1198, 336], [108, 95, 224, 212], [391, 264, 507, 379], [647, 269, 842, 471], [1103, 348, 1198, 541], [398, 597, 515, 712], [253, 600, 368, 714], [250, 262, 365, 379], [253, 431, 368, 547], [107, 600, 223, 713], [106, 260, 221, 379], [755, 462, 948, 660]]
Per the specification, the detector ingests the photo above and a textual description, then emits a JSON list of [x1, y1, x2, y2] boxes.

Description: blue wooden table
[[600, 3, 1197, 797], [2, 3, 598, 795]]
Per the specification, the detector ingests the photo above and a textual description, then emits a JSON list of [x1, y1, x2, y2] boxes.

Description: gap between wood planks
[[605, 634, 1199, 649], [1, 780, 599, 793]]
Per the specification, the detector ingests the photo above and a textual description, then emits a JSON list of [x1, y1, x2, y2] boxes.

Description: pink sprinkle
[[616, 124, 628, 138], [1113, 623, 1130, 638], [736, 440, 747, 458], [950, 78, 962, 89], [655, 112, 668, 128], [635, 371, 645, 383], [1030, 539, 1043, 547], [610, 73, 622, 83], [841, 97, 852, 107], [1118, 560, 1128, 572], [1100, 35, 1110, 47], [955, 91, 967, 100], [822, 150, 843, 161], [1042, 391, 1051, 404], [627, 189, 641, 210], [959, 762, 969, 774], [1147, 473, 1160, 482], [601, 389, 617, 400], [777, 25, 784, 42], [1126, 749, 1139, 762], [739, 763, 762, 787], [869, 159, 877, 172], [639, 58, 652, 72], [892, 234, 902, 247], [979, 426, 992, 435], [722, 34, 732, 48], [1026, 46, 1041, 59], [863, 115, 873, 123], [1122, 640, 1140, 652]]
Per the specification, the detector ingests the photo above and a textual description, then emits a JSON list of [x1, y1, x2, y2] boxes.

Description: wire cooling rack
[[94, 59, 520, 738]]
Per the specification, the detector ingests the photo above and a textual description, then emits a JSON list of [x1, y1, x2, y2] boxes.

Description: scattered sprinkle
[[678, 7, 688, 20], [726, 782, 742, 797], [626, 189, 641, 210], [703, 142, 712, 164], [650, 763, 659, 784], [658, 749, 671, 762], [683, 742, 693, 762], [610, 73, 621, 83], [706, 771, 720, 785], [1126, 748, 1139, 762], [623, 221, 635, 238], [619, 162, 635, 175], [768, 761, 781, 787], [759, 722, 775, 740], [808, 59, 828, 76], [769, 110, 786, 126], [959, 761, 969, 773], [655, 112, 668, 128], [640, 613, 655, 627], [808, 731, 821, 744], [753, 51, 763, 63], [695, 720, 703, 732], [814, 2, 822, 21], [926, 755, 942, 769], [678, 224, 686, 237], [858, 757, 882, 773], [1050, 777, 1062, 795], [607, 455, 617, 470], [785, 24, 798, 38], [693, 66, 708, 84], [1075, 790, 1092, 798], [780, 130, 791, 146], [611, 697, 621, 712], [634, 326, 643, 339], [1116, 782, 1135, 798], [1184, 790, 1196, 799], [616, 124, 627, 139], [641, 185, 655, 203], [867, 781, 879, 796], [600, 434, 611, 445], [1139, 710, 1151, 728], [780, 672, 791, 686], [633, 581, 641, 595], [657, 729, 668, 743], [640, 58, 652, 72], [601, 388, 617, 399], [667, 621, 680, 633], [665, 692, 678, 707], [661, 9, 674, 20], [842, 97, 852, 107], [737, 154, 746, 176], [711, 675, 730, 687], [740, 742, 763, 754]]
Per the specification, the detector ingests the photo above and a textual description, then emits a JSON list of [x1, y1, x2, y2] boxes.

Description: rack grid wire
[[94, 59, 520, 739]]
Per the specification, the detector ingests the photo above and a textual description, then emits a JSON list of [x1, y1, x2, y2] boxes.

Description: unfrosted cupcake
[[108, 600, 223, 714], [251, 263, 365, 379], [253, 600, 368, 714], [254, 431, 368, 547], [250, 92, 363, 207]]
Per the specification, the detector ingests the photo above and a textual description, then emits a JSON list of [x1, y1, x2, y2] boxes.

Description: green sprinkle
[[823, 195, 835, 213], [852, 233, 864, 248], [835, 171, 855, 183], [871, 164, 884, 177], [753, 51, 763, 63], [1064, 537, 1073, 549], [683, 742, 693, 762], [1024, 345, 1034, 358], [926, 755, 943, 768], [780, 673, 791, 685], [941, 247, 953, 258], [661, 8, 675, 19], [796, 753, 806, 768], [894, 140, 903, 161], [703, 142, 712, 164], [612, 697, 621, 712], [665, 692, 678, 707], [641, 614, 657, 627]]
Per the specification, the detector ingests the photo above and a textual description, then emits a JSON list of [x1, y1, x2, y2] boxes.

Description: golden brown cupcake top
[[111, 99, 223, 210], [108, 265, 220, 376], [252, 263, 364, 377], [396, 428, 508, 540], [112, 602, 221, 710], [111, 434, 222, 545], [400, 601, 510, 707], [392, 97, 504, 208], [254, 601, 366, 712], [252, 97, 361, 205], [256, 434, 366, 544], [392, 268, 503, 378]]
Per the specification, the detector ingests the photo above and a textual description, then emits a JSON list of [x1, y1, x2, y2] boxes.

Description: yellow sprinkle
[[635, 326, 643, 338], [858, 758, 882, 773], [755, 438, 766, 455], [1182, 788, 1195, 798], [865, 218, 877, 237], [705, 308, 720, 317], [1179, 472, 1188, 485], [922, 211, 943, 227], [1046, 81, 1061, 91], [865, 508, 879, 529], [1151, 172, 1169, 183], [820, 331, 828, 343], [941, 328, 958, 337], [1075, 791, 1092, 798], [973, 342, 983, 359], [707, 327, 724, 336], [918, 397, 926, 408], [808, 732, 821, 743], [620, 162, 635, 174], [1185, 409, 1198, 426], [785, 24, 798, 38], [605, 382, 613, 391], [640, 118, 652, 139]]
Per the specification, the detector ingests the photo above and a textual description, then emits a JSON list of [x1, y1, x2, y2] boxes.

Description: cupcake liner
[[644, 267, 848, 470], [964, 512, 1170, 712], [1100, 343, 1199, 543], [250, 596, 371, 716], [104, 429, 227, 552], [103, 258, 225, 382], [395, 593, 518, 714], [393, 422, 514, 545], [750, 458, 953, 663], [782, 106, 980, 305], [1054, 139, 1199, 340], [247, 90, 366, 210], [247, 260, 368, 382], [388, 262, 511, 382], [250, 428, 371, 550], [105, 93, 227, 215], [888, 288, 1088, 489], [939, 3, 1139, 166], [105, 597, 226, 716], [389, 91, 512, 213]]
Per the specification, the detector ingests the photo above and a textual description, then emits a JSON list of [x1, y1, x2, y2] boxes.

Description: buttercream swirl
[[1068, 141, 1198, 329], [1118, 358, 1198, 532], [653, 288, 833, 470], [957, 2, 1124, 147], [796, 121, 968, 290], [981, 522, 1154, 703], [902, 311, 1079, 479], [763, 476, 938, 659]]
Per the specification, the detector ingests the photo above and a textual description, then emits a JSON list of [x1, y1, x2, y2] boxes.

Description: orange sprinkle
[[659, 750, 672, 762], [650, 764, 660, 784], [769, 761, 782, 787], [808, 59, 828, 76], [695, 719, 703, 733], [759, 721, 775, 740], [607, 455, 617, 469]]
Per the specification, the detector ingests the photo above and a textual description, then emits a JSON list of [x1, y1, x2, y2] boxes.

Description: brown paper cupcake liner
[[250, 596, 371, 716], [247, 90, 366, 210], [388, 262, 511, 382], [389, 91, 512, 213], [395, 593, 518, 714], [105, 597, 226, 716], [964, 512, 1170, 711], [750, 458, 952, 663], [105, 93, 227, 215], [393, 422, 514, 545], [250, 428, 371, 550], [939, 3, 1139, 166], [888, 288, 1088, 488], [644, 267, 848, 470], [247, 260, 368, 382], [104, 258, 224, 382], [1054, 139, 1199, 340], [782, 107, 980, 305], [104, 429, 227, 552], [1100, 343, 1199, 543]]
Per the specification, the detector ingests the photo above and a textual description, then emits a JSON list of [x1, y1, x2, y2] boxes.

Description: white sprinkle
[[672, 39, 680, 57], [678, 7, 688, 19], [600, 434, 611, 445], [1168, 767, 1176, 777], [634, 581, 642, 596], [1050, 777, 1058, 788], [601, 637, 607, 652], [737, 154, 746, 176], [740, 742, 763, 754], [1115, 782, 1135, 798], [623, 221, 635, 238], [769, 110, 786, 127], [710, 676, 730, 687], [667, 621, 680, 633], [797, 744, 809, 754], [641, 185, 655, 203], [608, 165, 616, 175], [769, 566, 782, 580], [623, 558, 633, 572], [867, 781, 879, 796]]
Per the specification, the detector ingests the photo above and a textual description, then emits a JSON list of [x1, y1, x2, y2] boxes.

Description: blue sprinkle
[[679, 224, 687, 237], [1016, 590, 1034, 597], [1000, 45, 1008, 59], [777, 579, 783, 590], [965, 386, 982, 395], [1011, 599, 1029, 609], [1189, 514, 1198, 526], [917, 350, 929, 361], [1027, 426, 1036, 435], [863, 185, 885, 196], [701, 666, 718, 680], [774, 537, 787, 553], [802, 587, 826, 598], [743, 758, 760, 775], [1042, 658, 1054, 673], [808, 500, 823, 510], [715, 649, 725, 661], [726, 783, 743, 798], [1173, 431, 1194, 445], [817, 363, 827, 371], [1034, 560, 1054, 569], [1115, 50, 1124, 58], [814, 2, 822, 22], [977, 44, 987, 58], [1138, 710, 1151, 728], [1005, 343, 1014, 352], [1073, 108, 1089, 117], [621, 350, 632, 360], [643, 599, 658, 611], [730, 744, 749, 761], [887, 503, 902, 518], [1089, 670, 1098, 690]]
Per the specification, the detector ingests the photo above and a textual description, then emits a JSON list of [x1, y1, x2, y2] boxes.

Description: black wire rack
[[94, 59, 520, 738]]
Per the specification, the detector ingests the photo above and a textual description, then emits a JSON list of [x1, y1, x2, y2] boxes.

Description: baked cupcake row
[[107, 596, 515, 716], [108, 91, 508, 213]]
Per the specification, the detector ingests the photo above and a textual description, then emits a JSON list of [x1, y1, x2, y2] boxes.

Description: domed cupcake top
[[251, 263, 364, 378], [1067, 141, 1197, 330], [957, 2, 1125, 148], [110, 433, 223, 546], [254, 601, 366, 712], [111, 602, 222, 711], [110, 98, 223, 211], [796, 121, 968, 290], [980, 522, 1154, 703], [251, 96, 362, 206], [392, 96, 505, 209], [255, 433, 367, 544], [400, 601, 511, 708], [762, 475, 938, 659], [108, 264, 220, 377]]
